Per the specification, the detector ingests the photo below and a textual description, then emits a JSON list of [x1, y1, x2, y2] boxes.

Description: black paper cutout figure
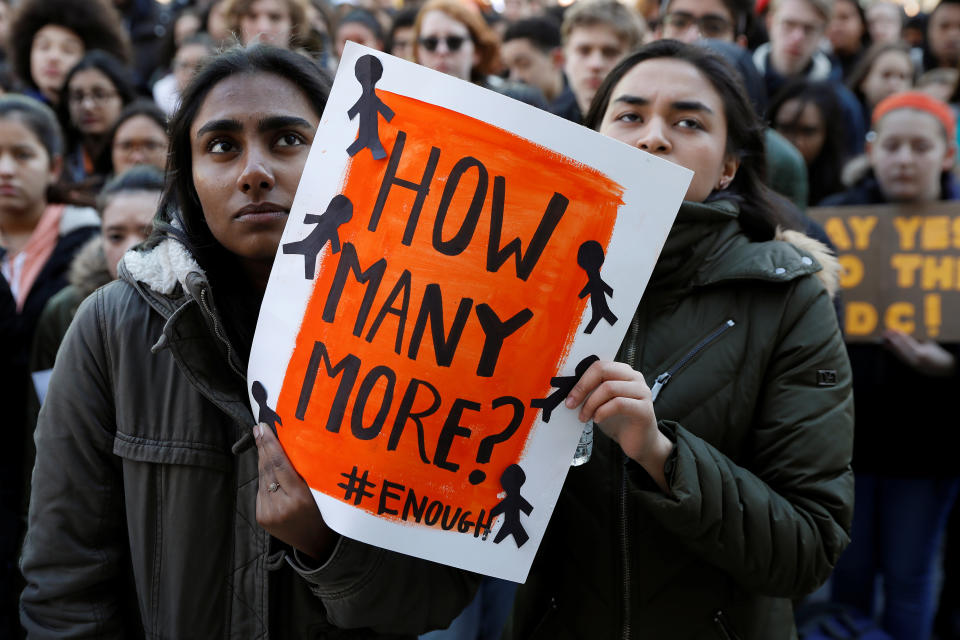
[[577, 240, 617, 334], [346, 55, 395, 160], [489, 464, 533, 547], [530, 354, 598, 423], [282, 194, 353, 279], [252, 380, 282, 431]]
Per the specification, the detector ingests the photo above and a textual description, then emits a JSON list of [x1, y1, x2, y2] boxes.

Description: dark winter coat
[[506, 200, 854, 640], [20, 237, 479, 639]]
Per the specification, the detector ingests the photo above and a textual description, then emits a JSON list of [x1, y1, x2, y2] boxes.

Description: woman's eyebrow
[[196, 118, 241, 137], [613, 95, 648, 106], [671, 100, 714, 114], [257, 115, 315, 132]]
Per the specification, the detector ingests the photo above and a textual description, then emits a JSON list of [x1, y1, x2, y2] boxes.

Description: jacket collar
[[653, 198, 833, 293]]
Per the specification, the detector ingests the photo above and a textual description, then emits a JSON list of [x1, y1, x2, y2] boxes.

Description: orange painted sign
[[249, 44, 691, 581]]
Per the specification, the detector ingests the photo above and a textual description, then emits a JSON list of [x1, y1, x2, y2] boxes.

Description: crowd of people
[[0, 0, 958, 637]]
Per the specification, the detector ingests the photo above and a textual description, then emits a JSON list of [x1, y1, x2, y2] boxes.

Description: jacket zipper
[[620, 463, 631, 640], [713, 610, 743, 640], [199, 287, 244, 379], [620, 318, 735, 640], [649, 319, 735, 401]]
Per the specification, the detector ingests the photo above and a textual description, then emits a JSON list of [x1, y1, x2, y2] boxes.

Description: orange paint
[[275, 92, 622, 525]]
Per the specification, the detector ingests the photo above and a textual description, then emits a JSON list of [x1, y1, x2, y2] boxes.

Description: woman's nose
[[635, 120, 671, 153], [237, 148, 276, 195]]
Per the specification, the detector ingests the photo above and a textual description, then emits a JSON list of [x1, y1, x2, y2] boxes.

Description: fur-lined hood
[[776, 227, 840, 300]]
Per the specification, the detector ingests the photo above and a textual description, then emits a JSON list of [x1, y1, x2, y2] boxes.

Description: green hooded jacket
[[506, 200, 853, 640], [20, 236, 480, 639]]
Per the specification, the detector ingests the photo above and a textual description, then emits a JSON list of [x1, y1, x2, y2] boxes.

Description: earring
[[718, 178, 730, 190]]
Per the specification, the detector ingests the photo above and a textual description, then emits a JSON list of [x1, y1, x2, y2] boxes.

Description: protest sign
[[810, 202, 960, 341], [248, 42, 692, 582]]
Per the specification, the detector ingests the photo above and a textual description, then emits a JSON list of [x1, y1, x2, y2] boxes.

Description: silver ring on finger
[[268, 481, 280, 493]]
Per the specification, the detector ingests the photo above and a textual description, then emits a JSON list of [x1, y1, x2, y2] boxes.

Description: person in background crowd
[[154, 32, 216, 116], [652, 0, 812, 210], [865, 0, 904, 45], [656, 0, 751, 46], [925, 0, 960, 71], [223, 0, 310, 49], [412, 0, 543, 106], [502, 16, 581, 122], [335, 8, 385, 59], [30, 165, 162, 377], [97, 99, 169, 178], [0, 94, 99, 634], [560, 0, 645, 123], [6, 0, 131, 107], [823, 91, 960, 640], [768, 79, 848, 204], [0, 0, 11, 64], [753, 0, 867, 156], [903, 10, 928, 49], [918, 66, 959, 102], [826, 0, 869, 78], [19, 43, 478, 638], [58, 51, 136, 186], [203, 0, 235, 45], [387, 6, 418, 61], [505, 39, 852, 639], [113, 0, 174, 93], [846, 41, 914, 123], [306, 0, 339, 72]]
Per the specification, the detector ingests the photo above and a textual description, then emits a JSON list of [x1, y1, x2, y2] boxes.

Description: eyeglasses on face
[[662, 11, 734, 38], [68, 89, 119, 106], [419, 35, 467, 52]]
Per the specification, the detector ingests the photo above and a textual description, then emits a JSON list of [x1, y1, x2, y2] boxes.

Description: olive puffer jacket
[[506, 200, 854, 640], [20, 237, 479, 639]]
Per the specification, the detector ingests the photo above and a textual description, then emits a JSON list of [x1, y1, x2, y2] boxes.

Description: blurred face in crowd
[[0, 116, 60, 218], [336, 21, 383, 59], [101, 190, 159, 279], [767, 0, 826, 76], [866, 2, 902, 44], [68, 69, 124, 138], [869, 109, 954, 202], [773, 98, 826, 165], [173, 12, 202, 47], [240, 0, 293, 47], [190, 72, 319, 279], [598, 58, 738, 202], [112, 115, 168, 175], [0, 1, 10, 50], [826, 0, 864, 56], [501, 37, 564, 102], [658, 0, 738, 45], [503, 0, 541, 21], [416, 10, 477, 82], [859, 50, 913, 111], [174, 43, 211, 93], [564, 25, 629, 116], [928, 3, 960, 68], [390, 25, 415, 60], [207, 1, 233, 42], [30, 25, 85, 104]]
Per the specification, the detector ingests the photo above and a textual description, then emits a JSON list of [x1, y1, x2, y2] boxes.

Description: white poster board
[[248, 42, 691, 582]]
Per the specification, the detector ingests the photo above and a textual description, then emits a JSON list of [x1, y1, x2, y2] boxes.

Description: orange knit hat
[[872, 91, 957, 142]]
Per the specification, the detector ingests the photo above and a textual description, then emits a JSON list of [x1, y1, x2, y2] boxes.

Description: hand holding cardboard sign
[[254, 423, 338, 561], [564, 360, 673, 493], [882, 329, 957, 377]]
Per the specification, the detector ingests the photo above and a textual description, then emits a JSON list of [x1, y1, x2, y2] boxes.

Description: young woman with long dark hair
[[20, 44, 476, 638]]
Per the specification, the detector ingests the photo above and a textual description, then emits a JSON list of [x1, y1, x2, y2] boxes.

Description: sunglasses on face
[[419, 35, 467, 52]]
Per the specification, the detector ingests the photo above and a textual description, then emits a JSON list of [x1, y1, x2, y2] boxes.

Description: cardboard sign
[[248, 43, 692, 582], [810, 202, 960, 341]]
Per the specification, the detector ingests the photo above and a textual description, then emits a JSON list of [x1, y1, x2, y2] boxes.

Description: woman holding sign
[[822, 91, 960, 639], [505, 40, 854, 639], [20, 45, 478, 637]]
